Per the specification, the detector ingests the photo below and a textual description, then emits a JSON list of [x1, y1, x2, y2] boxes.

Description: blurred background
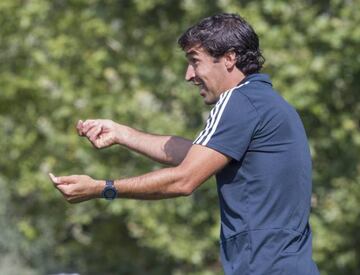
[[0, 0, 359, 274]]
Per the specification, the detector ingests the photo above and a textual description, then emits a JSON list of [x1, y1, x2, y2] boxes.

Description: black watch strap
[[105, 179, 114, 187], [102, 179, 117, 200]]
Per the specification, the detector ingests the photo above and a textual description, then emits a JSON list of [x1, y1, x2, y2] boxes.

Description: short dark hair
[[178, 13, 265, 75]]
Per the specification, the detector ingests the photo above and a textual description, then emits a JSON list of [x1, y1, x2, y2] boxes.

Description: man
[[50, 13, 319, 274]]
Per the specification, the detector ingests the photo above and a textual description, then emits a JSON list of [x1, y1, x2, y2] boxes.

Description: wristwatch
[[102, 180, 117, 200]]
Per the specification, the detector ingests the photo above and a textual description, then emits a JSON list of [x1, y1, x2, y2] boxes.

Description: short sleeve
[[193, 89, 259, 161]]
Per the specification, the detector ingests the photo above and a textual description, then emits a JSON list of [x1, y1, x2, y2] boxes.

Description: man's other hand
[[49, 173, 104, 203], [76, 119, 129, 149]]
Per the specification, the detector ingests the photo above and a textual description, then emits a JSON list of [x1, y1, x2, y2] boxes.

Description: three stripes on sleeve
[[193, 81, 250, 146]]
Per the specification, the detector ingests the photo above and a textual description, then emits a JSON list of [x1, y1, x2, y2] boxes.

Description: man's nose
[[185, 64, 195, 82]]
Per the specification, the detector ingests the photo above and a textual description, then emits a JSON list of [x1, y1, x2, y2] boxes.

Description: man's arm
[[116, 127, 193, 167], [49, 144, 230, 203], [77, 119, 192, 166]]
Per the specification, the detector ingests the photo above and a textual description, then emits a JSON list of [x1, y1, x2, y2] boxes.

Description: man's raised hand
[[76, 119, 127, 149]]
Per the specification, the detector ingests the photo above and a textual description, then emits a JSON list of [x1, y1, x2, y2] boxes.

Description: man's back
[[194, 73, 319, 274]]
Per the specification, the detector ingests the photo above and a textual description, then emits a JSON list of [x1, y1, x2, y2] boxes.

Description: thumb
[[49, 173, 76, 185]]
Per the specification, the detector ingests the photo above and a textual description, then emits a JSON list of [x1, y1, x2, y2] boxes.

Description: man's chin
[[200, 90, 217, 105], [203, 97, 216, 105]]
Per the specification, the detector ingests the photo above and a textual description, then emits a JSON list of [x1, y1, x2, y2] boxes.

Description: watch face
[[104, 188, 117, 199]]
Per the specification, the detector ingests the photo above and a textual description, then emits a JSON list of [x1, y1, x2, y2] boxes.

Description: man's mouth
[[194, 81, 207, 96]]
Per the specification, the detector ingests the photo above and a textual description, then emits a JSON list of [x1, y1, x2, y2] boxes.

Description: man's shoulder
[[234, 78, 295, 116]]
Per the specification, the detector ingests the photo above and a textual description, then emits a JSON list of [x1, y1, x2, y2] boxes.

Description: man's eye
[[191, 58, 199, 64]]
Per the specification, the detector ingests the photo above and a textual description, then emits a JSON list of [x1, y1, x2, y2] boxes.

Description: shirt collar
[[239, 73, 272, 86]]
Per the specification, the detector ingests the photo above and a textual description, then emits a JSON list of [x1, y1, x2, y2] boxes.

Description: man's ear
[[224, 50, 237, 70]]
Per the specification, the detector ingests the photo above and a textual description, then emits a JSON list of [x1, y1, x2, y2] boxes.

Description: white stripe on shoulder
[[193, 91, 229, 144], [201, 90, 234, 145], [199, 81, 251, 146]]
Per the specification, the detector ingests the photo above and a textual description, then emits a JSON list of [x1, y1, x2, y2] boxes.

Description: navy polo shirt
[[194, 74, 319, 275]]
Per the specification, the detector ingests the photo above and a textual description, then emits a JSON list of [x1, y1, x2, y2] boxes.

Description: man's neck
[[220, 71, 246, 93]]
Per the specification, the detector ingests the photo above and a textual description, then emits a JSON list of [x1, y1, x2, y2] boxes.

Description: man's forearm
[[119, 127, 192, 166], [112, 167, 193, 200]]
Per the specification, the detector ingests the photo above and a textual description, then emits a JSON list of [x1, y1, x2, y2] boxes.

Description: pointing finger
[[49, 173, 60, 184]]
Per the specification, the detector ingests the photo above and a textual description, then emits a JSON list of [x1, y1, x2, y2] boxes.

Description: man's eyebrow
[[185, 50, 197, 58]]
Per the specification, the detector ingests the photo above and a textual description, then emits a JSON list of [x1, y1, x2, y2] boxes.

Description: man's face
[[185, 45, 228, 105]]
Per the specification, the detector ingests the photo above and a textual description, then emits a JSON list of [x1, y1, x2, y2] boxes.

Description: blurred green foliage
[[0, 0, 359, 274]]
